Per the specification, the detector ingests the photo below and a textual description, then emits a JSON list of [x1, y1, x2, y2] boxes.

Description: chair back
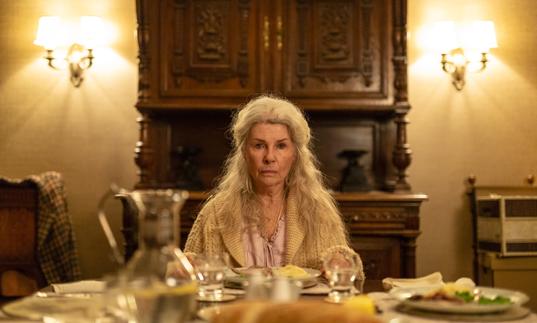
[[0, 180, 46, 296]]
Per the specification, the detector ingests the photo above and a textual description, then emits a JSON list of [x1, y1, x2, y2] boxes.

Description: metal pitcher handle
[[97, 184, 128, 265]]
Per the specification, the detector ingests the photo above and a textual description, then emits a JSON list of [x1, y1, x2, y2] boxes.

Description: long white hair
[[209, 95, 347, 244]]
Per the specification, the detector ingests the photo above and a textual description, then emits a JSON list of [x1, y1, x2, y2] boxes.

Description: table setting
[[2, 188, 533, 322], [2, 267, 535, 323]]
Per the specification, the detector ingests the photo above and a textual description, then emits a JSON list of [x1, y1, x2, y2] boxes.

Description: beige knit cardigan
[[184, 190, 365, 288]]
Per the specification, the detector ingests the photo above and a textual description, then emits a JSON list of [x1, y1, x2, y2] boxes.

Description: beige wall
[[408, 0, 537, 280], [0, 1, 139, 278], [1, 0, 536, 283]]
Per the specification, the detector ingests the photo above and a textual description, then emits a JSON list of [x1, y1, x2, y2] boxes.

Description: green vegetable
[[478, 295, 512, 305], [454, 291, 512, 305], [455, 291, 474, 303]]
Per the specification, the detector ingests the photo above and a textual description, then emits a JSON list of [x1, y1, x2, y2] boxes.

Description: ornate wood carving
[[134, 113, 155, 187], [393, 110, 411, 191], [237, 0, 250, 87], [343, 210, 409, 222], [295, 0, 309, 87], [136, 0, 150, 101], [195, 3, 227, 62], [360, 0, 373, 86], [319, 3, 350, 62], [169, 0, 250, 87], [392, 0, 408, 103], [171, 0, 186, 87], [391, 0, 411, 192], [290, 0, 380, 93]]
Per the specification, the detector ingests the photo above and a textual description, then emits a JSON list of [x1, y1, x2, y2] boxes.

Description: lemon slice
[[343, 295, 376, 315]]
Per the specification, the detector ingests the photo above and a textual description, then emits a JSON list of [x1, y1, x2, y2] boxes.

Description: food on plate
[[233, 265, 311, 279], [408, 281, 512, 305], [272, 265, 310, 279], [343, 295, 376, 315], [232, 267, 272, 277], [210, 300, 381, 323]]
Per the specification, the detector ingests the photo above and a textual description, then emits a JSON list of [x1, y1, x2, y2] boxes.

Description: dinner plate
[[224, 267, 320, 289], [390, 286, 529, 314], [2, 293, 104, 320]]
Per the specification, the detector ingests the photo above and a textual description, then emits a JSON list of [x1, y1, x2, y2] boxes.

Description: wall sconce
[[34, 16, 105, 87], [433, 20, 498, 90]]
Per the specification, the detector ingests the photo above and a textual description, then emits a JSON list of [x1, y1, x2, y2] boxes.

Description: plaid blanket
[[2, 172, 81, 283]]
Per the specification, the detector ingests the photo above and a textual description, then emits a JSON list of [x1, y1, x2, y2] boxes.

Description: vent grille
[[506, 242, 537, 252], [505, 199, 537, 217], [477, 200, 500, 218]]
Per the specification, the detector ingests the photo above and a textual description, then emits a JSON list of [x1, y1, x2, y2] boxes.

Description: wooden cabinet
[[130, 0, 425, 291], [336, 192, 426, 291], [135, 0, 412, 191], [138, 0, 396, 108]]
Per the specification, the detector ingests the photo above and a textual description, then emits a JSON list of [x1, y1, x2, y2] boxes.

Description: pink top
[[243, 214, 286, 267]]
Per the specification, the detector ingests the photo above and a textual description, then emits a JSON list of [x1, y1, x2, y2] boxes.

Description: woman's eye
[[254, 143, 264, 149], [277, 143, 287, 149]]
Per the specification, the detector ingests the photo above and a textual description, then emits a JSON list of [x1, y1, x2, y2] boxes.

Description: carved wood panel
[[282, 0, 390, 100], [159, 0, 260, 97]]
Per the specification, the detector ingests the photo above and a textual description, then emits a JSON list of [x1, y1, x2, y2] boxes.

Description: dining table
[[1, 279, 536, 323]]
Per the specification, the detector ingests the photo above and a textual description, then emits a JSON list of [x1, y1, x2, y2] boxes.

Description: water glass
[[193, 253, 230, 301], [323, 252, 360, 303]]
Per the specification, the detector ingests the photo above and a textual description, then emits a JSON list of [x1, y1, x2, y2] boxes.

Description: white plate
[[390, 286, 529, 314], [2, 293, 103, 320], [197, 294, 237, 302], [224, 267, 320, 289]]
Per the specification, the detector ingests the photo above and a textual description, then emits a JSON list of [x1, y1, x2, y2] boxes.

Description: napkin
[[224, 287, 246, 296], [51, 280, 106, 294], [299, 282, 331, 295], [381, 272, 444, 291]]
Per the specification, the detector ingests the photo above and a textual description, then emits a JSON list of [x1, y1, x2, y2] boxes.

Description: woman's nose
[[263, 147, 275, 163]]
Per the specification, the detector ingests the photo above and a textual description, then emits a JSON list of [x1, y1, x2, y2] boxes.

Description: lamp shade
[[461, 20, 498, 52], [426, 20, 498, 54], [34, 16, 62, 50]]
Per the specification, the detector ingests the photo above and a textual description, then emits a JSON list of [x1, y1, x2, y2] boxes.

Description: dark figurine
[[171, 146, 204, 190], [338, 149, 371, 192]]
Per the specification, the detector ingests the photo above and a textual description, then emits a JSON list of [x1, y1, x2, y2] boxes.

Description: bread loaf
[[211, 300, 381, 323]]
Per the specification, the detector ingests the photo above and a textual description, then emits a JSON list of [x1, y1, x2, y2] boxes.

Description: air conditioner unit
[[476, 195, 537, 256]]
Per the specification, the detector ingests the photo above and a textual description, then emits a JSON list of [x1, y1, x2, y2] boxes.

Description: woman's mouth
[[259, 170, 277, 175]]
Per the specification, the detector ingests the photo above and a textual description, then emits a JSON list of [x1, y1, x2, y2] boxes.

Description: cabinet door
[[157, 0, 263, 101], [350, 236, 401, 292], [279, 0, 392, 107]]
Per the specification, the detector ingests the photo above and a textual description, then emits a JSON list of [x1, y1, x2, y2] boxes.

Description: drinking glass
[[193, 253, 230, 301], [323, 252, 360, 303]]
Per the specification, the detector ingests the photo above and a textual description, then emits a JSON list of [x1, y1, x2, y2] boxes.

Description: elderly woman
[[185, 95, 364, 284]]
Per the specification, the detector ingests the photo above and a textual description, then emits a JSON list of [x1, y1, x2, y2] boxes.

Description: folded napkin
[[52, 280, 106, 294], [224, 287, 246, 296], [382, 272, 443, 291], [300, 282, 331, 295]]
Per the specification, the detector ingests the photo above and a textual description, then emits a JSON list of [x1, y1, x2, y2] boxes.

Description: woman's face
[[245, 122, 297, 192]]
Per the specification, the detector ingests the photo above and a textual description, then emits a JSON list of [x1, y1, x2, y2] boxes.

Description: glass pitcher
[[98, 186, 197, 323]]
